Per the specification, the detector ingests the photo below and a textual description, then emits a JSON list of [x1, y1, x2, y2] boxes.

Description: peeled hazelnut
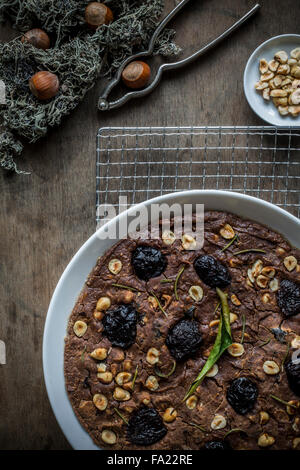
[[291, 48, 300, 60], [289, 89, 300, 105], [162, 230, 176, 245], [206, 364, 218, 377], [291, 65, 300, 78], [292, 417, 300, 432], [259, 411, 270, 425], [97, 371, 113, 384], [270, 89, 287, 98], [73, 320, 87, 337], [274, 50, 288, 64], [111, 348, 125, 362], [293, 437, 300, 449], [259, 59, 269, 74], [186, 395, 198, 410], [121, 290, 134, 304], [230, 313, 238, 324], [277, 64, 290, 75], [231, 294, 241, 306], [255, 81, 269, 90], [115, 372, 132, 386], [110, 363, 118, 376], [93, 310, 104, 320], [258, 433, 275, 447], [209, 319, 220, 328], [97, 363, 107, 373], [148, 296, 158, 309], [261, 266, 276, 278], [181, 233, 197, 250], [286, 400, 300, 416], [29, 71, 59, 100], [90, 347, 107, 360], [291, 335, 300, 349], [288, 105, 300, 116], [269, 278, 279, 292], [93, 393, 108, 411], [21, 28, 50, 50], [140, 391, 151, 405], [145, 375, 159, 391], [273, 74, 282, 87], [227, 343, 244, 357], [189, 285, 204, 302], [85, 2, 114, 29], [163, 407, 177, 423], [122, 61, 151, 89], [123, 360, 132, 371], [261, 71, 274, 82], [284, 255, 297, 271], [113, 387, 131, 401], [108, 258, 122, 274], [219, 224, 235, 239], [268, 59, 279, 72], [101, 429, 117, 445], [262, 293, 272, 304], [263, 360, 280, 375], [251, 259, 263, 277], [96, 296, 111, 311], [263, 87, 270, 100], [146, 347, 160, 365], [211, 414, 227, 430], [256, 275, 269, 289]]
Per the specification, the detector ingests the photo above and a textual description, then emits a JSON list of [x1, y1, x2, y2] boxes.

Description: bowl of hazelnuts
[[244, 34, 300, 127]]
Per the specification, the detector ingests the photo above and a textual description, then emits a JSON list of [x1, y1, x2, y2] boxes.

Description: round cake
[[64, 211, 300, 450]]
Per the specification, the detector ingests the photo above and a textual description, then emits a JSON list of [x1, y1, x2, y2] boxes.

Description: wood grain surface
[[0, 0, 299, 450]]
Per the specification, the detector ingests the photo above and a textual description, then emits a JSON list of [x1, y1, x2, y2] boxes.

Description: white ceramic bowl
[[244, 34, 300, 127], [43, 190, 300, 450]]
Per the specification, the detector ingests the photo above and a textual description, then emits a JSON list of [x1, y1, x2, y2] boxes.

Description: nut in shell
[[228, 343, 244, 357], [108, 259, 122, 275], [29, 71, 60, 100], [73, 320, 87, 337], [93, 393, 108, 411], [284, 255, 297, 272], [219, 224, 235, 239], [115, 372, 132, 386], [258, 433, 275, 447], [146, 375, 159, 391], [186, 395, 198, 410], [189, 285, 204, 302], [113, 386, 131, 401], [146, 347, 160, 365], [162, 230, 176, 246], [101, 429, 117, 445], [256, 275, 269, 289], [163, 407, 177, 423], [181, 233, 197, 250], [259, 411, 270, 425], [90, 347, 107, 360], [211, 414, 227, 430], [263, 360, 280, 375], [206, 364, 219, 377]]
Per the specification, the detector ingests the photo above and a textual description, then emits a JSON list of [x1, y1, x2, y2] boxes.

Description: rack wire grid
[[96, 126, 300, 224]]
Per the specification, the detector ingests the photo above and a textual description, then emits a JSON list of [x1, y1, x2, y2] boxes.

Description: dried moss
[[0, 0, 179, 172]]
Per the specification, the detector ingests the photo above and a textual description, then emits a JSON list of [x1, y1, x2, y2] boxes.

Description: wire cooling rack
[[96, 126, 300, 223]]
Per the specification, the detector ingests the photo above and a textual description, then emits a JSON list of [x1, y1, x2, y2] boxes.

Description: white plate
[[43, 190, 300, 450], [244, 34, 300, 127]]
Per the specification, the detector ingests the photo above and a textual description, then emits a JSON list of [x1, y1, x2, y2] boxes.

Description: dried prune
[[132, 246, 167, 281], [285, 359, 300, 397], [226, 377, 258, 415], [203, 441, 231, 450], [127, 407, 167, 445], [102, 304, 138, 349], [194, 255, 231, 288], [277, 279, 300, 317], [165, 319, 202, 361]]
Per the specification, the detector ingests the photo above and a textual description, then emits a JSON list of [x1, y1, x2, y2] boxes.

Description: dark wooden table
[[0, 0, 298, 450]]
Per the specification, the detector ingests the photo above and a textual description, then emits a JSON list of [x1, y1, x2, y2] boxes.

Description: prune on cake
[[194, 255, 231, 288], [132, 246, 167, 281], [277, 279, 300, 317], [127, 407, 167, 446], [165, 319, 202, 361], [285, 359, 300, 397], [203, 441, 231, 450], [102, 304, 138, 349], [226, 377, 258, 415]]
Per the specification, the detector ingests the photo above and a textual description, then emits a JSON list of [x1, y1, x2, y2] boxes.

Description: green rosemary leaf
[[150, 291, 168, 318], [132, 365, 139, 390], [183, 288, 232, 401], [221, 234, 238, 252], [281, 342, 290, 370], [114, 407, 128, 425], [224, 428, 246, 438], [259, 338, 272, 347], [174, 266, 185, 301], [160, 279, 173, 284], [241, 314, 246, 344], [188, 422, 207, 432], [233, 249, 266, 255], [155, 360, 176, 378], [111, 283, 141, 292], [270, 394, 297, 409]]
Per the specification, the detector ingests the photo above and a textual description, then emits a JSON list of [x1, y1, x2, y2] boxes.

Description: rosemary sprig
[[187, 422, 207, 433], [183, 288, 232, 401], [221, 234, 238, 252], [233, 248, 266, 256], [270, 394, 297, 409], [160, 279, 173, 284], [224, 428, 246, 438], [259, 338, 272, 347], [155, 360, 176, 378], [281, 342, 290, 370], [174, 266, 185, 301], [241, 314, 246, 344], [150, 291, 168, 318], [132, 365, 139, 390], [114, 407, 128, 425], [111, 283, 141, 292]]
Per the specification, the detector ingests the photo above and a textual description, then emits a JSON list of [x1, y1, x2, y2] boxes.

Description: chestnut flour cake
[[64, 211, 300, 450]]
